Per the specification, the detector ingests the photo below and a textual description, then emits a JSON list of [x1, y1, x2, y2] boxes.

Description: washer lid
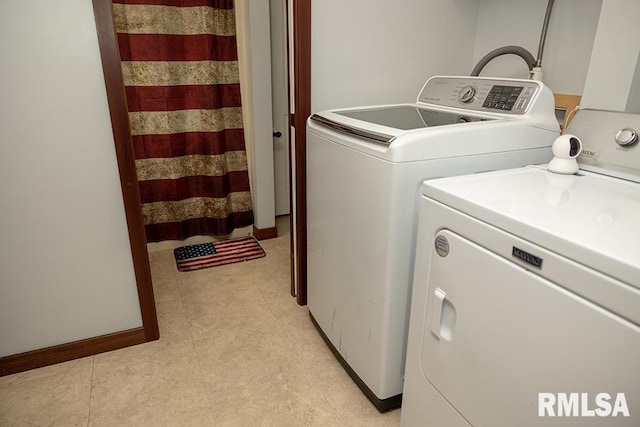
[[422, 166, 640, 289], [311, 105, 491, 145], [334, 105, 488, 130]]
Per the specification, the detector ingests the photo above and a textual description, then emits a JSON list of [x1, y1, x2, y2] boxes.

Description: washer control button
[[458, 86, 476, 104]]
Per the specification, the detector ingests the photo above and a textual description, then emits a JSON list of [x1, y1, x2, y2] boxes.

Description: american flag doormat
[[173, 236, 266, 272]]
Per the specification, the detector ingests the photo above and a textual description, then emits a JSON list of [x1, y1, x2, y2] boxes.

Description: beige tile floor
[[0, 216, 400, 426]]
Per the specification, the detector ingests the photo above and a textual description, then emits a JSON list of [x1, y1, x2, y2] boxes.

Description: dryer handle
[[430, 288, 456, 341]]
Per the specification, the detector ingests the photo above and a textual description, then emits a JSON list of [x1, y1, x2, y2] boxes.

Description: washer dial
[[458, 86, 476, 104]]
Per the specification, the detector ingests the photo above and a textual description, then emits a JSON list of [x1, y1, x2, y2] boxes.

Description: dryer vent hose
[[470, 45, 536, 76]]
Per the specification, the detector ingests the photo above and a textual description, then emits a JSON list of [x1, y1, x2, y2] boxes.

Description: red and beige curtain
[[113, 0, 253, 242]]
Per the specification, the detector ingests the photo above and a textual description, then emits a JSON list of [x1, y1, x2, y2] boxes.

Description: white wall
[[627, 56, 640, 113], [236, 0, 276, 232], [472, 0, 602, 95], [580, 0, 640, 112], [0, 0, 142, 357], [311, 0, 480, 112], [269, 0, 291, 216]]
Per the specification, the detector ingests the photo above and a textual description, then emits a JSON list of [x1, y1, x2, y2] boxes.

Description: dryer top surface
[[422, 165, 640, 289]]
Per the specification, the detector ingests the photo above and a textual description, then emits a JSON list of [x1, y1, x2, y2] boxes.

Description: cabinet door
[[420, 230, 640, 427]]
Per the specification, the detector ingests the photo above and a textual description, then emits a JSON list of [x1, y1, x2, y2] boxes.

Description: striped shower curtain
[[113, 0, 254, 242]]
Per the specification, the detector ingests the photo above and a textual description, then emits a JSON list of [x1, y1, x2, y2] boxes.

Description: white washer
[[306, 76, 560, 410], [401, 109, 640, 426]]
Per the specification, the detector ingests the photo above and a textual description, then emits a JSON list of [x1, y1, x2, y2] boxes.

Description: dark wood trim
[[292, 0, 311, 305], [92, 0, 159, 341], [253, 225, 278, 240], [0, 328, 146, 377], [286, 0, 296, 298]]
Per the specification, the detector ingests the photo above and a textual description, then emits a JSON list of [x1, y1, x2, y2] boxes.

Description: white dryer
[[306, 76, 560, 410], [401, 109, 640, 426]]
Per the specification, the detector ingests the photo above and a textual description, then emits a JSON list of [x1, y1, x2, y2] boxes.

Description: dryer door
[[420, 230, 640, 426]]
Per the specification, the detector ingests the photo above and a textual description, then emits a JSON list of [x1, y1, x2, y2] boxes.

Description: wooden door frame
[[92, 0, 160, 341], [290, 0, 311, 305]]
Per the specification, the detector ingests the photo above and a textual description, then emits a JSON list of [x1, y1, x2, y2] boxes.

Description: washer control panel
[[482, 85, 525, 111], [418, 76, 541, 115]]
